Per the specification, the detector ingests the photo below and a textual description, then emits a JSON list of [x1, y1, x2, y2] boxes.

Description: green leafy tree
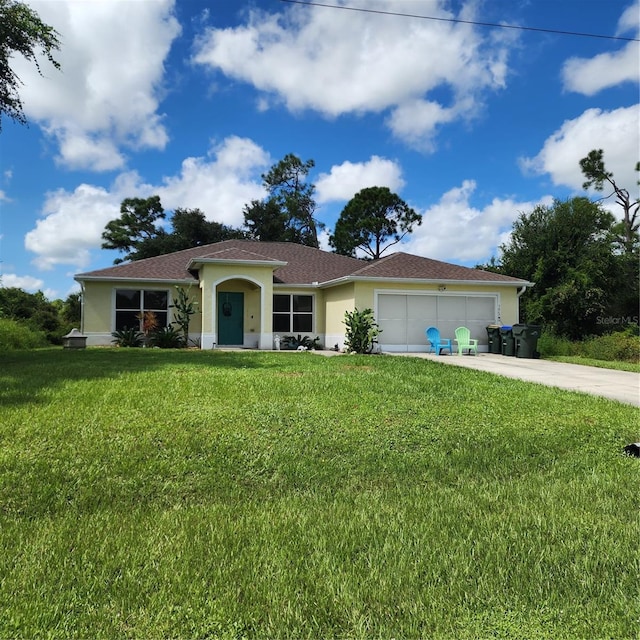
[[580, 149, 639, 254], [243, 198, 290, 243], [498, 197, 624, 339], [329, 186, 422, 259], [59, 291, 81, 326], [170, 208, 244, 247], [0, 0, 61, 130], [0, 287, 63, 343], [102, 199, 244, 263], [133, 208, 245, 260], [244, 154, 322, 247], [579, 151, 639, 329], [102, 196, 165, 264]]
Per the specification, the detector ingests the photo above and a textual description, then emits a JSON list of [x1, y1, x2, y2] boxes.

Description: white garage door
[[377, 293, 497, 352]]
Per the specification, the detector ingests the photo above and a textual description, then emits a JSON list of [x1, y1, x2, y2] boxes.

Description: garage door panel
[[406, 295, 436, 344], [407, 319, 430, 344], [407, 294, 436, 319], [378, 318, 406, 344], [437, 321, 458, 344], [438, 296, 466, 320], [378, 294, 405, 319], [466, 297, 497, 344]]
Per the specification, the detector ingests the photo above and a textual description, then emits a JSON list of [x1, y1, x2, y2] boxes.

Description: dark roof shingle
[[348, 252, 525, 283], [76, 241, 528, 285]]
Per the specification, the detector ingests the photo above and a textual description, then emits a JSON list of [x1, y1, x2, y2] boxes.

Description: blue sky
[[1, 0, 638, 300]]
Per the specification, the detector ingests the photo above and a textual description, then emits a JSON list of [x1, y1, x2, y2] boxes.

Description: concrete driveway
[[394, 352, 640, 407]]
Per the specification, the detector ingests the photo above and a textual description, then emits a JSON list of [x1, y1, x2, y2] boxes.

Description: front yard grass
[[1, 349, 638, 639], [545, 354, 640, 373]]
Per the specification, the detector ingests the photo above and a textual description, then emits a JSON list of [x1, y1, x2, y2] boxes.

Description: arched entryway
[[209, 275, 266, 349]]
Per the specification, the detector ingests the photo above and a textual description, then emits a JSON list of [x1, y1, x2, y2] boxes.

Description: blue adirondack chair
[[426, 326, 452, 355], [454, 326, 478, 355]]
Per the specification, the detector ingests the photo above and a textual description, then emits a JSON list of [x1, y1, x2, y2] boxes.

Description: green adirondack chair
[[454, 326, 478, 356]]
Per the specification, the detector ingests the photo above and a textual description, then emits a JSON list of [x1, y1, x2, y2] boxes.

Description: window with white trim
[[273, 294, 313, 333], [115, 289, 169, 331]]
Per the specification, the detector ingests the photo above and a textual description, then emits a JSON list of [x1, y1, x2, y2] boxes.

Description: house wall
[[80, 280, 203, 346], [323, 282, 355, 350]]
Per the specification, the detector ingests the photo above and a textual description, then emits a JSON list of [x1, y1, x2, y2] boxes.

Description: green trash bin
[[500, 325, 515, 356], [486, 325, 502, 354], [513, 324, 542, 358]]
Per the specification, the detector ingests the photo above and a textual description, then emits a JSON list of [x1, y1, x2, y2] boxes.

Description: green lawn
[[545, 355, 640, 373], [1, 349, 638, 639]]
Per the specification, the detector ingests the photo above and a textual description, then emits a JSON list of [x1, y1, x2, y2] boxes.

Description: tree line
[[0, 287, 80, 344], [478, 151, 639, 339], [101, 153, 421, 263]]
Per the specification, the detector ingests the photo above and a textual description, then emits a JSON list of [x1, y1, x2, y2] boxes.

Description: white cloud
[[315, 156, 405, 203], [24, 137, 269, 269], [562, 42, 640, 96], [53, 129, 125, 172], [401, 180, 550, 264], [1, 273, 45, 292], [0, 190, 9, 203], [24, 184, 123, 271], [520, 105, 640, 194], [617, 0, 640, 35], [562, 1, 639, 95], [158, 136, 269, 226], [13, 0, 181, 171], [193, 0, 514, 151]]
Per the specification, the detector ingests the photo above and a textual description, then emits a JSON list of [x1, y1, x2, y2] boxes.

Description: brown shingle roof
[[190, 247, 286, 264], [76, 241, 528, 286], [347, 252, 526, 283]]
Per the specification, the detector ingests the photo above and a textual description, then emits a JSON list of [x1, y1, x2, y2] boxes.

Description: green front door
[[217, 292, 244, 345]]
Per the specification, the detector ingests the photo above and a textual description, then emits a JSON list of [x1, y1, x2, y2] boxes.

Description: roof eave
[[273, 282, 321, 289], [75, 276, 197, 285], [318, 275, 533, 288]]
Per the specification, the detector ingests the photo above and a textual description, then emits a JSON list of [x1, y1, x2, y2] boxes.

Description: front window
[[115, 289, 169, 331], [273, 294, 313, 333]]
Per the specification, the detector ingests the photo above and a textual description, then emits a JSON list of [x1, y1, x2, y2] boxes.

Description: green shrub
[[620, 322, 640, 337], [0, 318, 48, 350], [539, 329, 640, 363], [170, 286, 198, 345], [582, 333, 640, 363], [343, 308, 381, 354], [150, 326, 185, 349], [281, 334, 321, 350], [537, 332, 578, 357], [111, 328, 144, 347]]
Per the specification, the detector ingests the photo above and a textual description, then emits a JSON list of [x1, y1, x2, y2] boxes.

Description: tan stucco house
[[75, 240, 532, 351]]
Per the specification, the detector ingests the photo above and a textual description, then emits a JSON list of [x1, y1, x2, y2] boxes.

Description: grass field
[[1, 348, 638, 639], [546, 355, 640, 373]]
